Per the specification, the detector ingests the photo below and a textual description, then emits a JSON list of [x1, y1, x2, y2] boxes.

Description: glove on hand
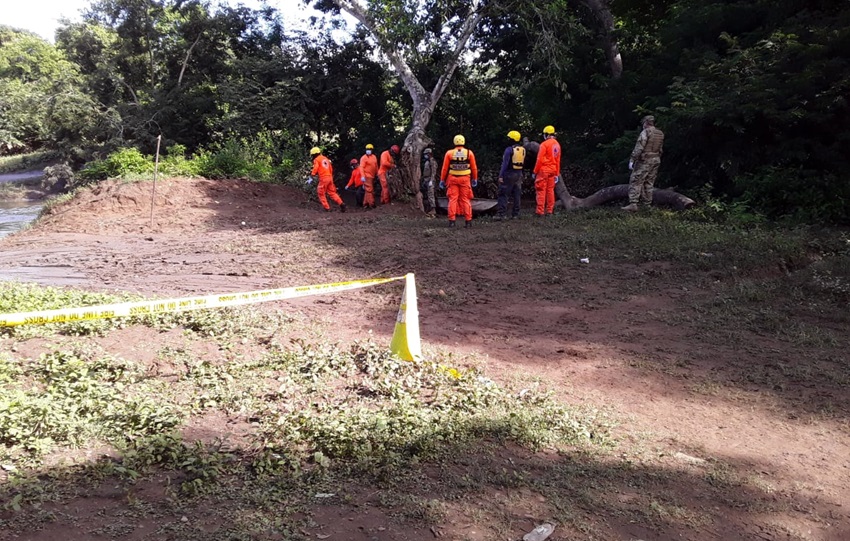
[[361, 176, 366, 183], [554, 176, 560, 184], [306, 177, 314, 185], [472, 180, 478, 188], [439, 181, 446, 190], [531, 173, 537, 181], [628, 160, 634, 171]]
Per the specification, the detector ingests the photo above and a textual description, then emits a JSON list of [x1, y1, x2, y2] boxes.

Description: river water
[[0, 200, 43, 239], [0, 170, 45, 239]]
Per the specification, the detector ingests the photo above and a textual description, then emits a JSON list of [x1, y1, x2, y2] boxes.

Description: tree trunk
[[555, 182, 696, 211], [399, 105, 435, 211], [437, 183, 694, 215], [177, 34, 202, 88], [332, 0, 483, 213], [583, 0, 623, 79]]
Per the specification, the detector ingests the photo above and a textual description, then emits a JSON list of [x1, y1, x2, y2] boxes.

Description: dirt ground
[[1, 178, 848, 541]]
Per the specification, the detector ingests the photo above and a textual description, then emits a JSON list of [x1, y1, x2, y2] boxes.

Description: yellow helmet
[[507, 130, 521, 142], [309, 147, 321, 156], [365, 143, 374, 149], [453, 134, 465, 146], [543, 125, 555, 135]]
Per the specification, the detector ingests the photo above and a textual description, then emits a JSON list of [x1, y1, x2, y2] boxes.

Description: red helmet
[[390, 144, 400, 154], [350, 158, 358, 166]]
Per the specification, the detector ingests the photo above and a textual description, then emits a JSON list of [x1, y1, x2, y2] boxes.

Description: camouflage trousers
[[629, 159, 660, 205]]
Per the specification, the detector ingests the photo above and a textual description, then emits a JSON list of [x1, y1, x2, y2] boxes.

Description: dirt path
[[1, 178, 848, 540]]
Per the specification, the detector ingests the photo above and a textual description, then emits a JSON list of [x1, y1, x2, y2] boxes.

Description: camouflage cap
[[641, 115, 655, 125]]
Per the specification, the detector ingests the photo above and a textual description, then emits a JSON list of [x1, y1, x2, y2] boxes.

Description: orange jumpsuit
[[377, 150, 395, 204], [440, 146, 478, 223], [311, 154, 343, 210], [345, 166, 364, 189], [533, 137, 561, 215], [346, 165, 365, 207], [360, 153, 378, 208]]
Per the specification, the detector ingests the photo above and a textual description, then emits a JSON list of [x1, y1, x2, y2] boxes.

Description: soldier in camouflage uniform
[[623, 115, 664, 211], [420, 148, 438, 217]]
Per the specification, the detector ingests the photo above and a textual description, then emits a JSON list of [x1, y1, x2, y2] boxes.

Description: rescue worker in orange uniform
[[360, 143, 378, 209], [439, 134, 478, 228], [308, 147, 346, 212], [532, 125, 561, 216], [345, 158, 365, 207], [378, 144, 400, 204]]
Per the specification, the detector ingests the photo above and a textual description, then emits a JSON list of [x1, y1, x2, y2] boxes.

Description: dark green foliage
[[5, 0, 849, 223], [570, 0, 849, 222], [469, 0, 850, 222]]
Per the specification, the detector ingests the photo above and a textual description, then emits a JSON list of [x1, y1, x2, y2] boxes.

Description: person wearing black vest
[[496, 130, 526, 220]]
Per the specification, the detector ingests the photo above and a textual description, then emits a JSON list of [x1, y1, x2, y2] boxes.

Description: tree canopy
[[0, 0, 847, 222]]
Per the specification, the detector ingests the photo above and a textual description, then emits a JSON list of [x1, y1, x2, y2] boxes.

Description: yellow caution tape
[[0, 276, 405, 327]]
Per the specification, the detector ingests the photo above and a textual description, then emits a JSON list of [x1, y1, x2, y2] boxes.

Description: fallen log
[[555, 182, 695, 211], [436, 197, 498, 216], [435, 183, 695, 217]]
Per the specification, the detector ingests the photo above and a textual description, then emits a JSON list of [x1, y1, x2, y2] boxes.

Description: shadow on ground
[[2, 421, 848, 541]]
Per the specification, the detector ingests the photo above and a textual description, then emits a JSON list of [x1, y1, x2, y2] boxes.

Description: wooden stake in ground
[[150, 135, 161, 229]]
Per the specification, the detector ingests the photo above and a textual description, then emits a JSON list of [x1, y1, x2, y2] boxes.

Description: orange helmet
[[390, 144, 400, 154], [350, 158, 358, 166]]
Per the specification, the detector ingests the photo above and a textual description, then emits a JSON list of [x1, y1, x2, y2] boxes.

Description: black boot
[[340, 203, 347, 213], [448, 220, 456, 228], [465, 220, 472, 228]]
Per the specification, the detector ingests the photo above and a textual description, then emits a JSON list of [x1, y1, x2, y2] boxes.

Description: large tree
[[320, 0, 622, 209], [321, 0, 485, 208], [0, 26, 113, 157]]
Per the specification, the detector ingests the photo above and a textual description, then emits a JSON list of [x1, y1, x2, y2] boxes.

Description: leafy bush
[[40, 163, 75, 192], [736, 167, 850, 224], [193, 132, 307, 184], [193, 138, 274, 181], [160, 144, 200, 177], [74, 134, 307, 185], [78, 147, 154, 181]]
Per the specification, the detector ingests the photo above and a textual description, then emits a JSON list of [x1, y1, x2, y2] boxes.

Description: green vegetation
[[0, 150, 58, 174], [2, 0, 847, 221], [77, 138, 307, 185], [0, 281, 605, 494]]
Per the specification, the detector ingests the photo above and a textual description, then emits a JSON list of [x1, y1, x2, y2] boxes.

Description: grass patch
[[279, 208, 845, 306], [0, 283, 609, 508], [0, 151, 58, 174], [0, 281, 287, 341], [0, 348, 181, 462]]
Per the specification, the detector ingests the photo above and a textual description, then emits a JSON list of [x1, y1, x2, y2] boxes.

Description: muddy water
[[0, 200, 43, 239], [0, 170, 45, 239]]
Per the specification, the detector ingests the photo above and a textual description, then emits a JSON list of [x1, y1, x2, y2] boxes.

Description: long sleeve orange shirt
[[360, 154, 378, 178], [533, 138, 562, 176], [311, 155, 333, 181], [346, 166, 364, 189], [378, 150, 395, 175]]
